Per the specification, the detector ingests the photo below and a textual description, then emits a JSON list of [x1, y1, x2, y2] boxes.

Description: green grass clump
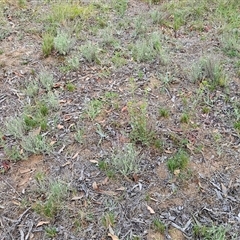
[[42, 33, 54, 57], [66, 82, 76, 92], [34, 181, 68, 218], [191, 57, 228, 89], [21, 135, 52, 155], [159, 107, 169, 118], [128, 101, 154, 145], [86, 99, 103, 120], [112, 143, 140, 176], [48, 3, 94, 23], [54, 30, 73, 55], [193, 224, 228, 240], [80, 42, 99, 63], [5, 117, 25, 139], [131, 32, 166, 63], [152, 219, 166, 234], [39, 71, 54, 91], [167, 149, 189, 173], [112, 0, 128, 16]]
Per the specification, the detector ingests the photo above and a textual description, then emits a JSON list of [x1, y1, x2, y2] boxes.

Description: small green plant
[[42, 33, 54, 57], [102, 212, 115, 228], [202, 106, 210, 114], [39, 71, 54, 91], [180, 113, 190, 123], [42, 92, 59, 110], [39, 103, 49, 116], [167, 149, 189, 173], [128, 101, 154, 145], [74, 129, 84, 143], [193, 224, 228, 240], [54, 30, 73, 55], [66, 56, 80, 70], [134, 16, 147, 36], [112, 0, 128, 16], [191, 57, 228, 89], [21, 134, 52, 155], [24, 115, 38, 129], [151, 10, 166, 25], [152, 219, 165, 234], [25, 80, 39, 97], [45, 226, 57, 238], [159, 107, 169, 118], [131, 33, 164, 63], [111, 143, 140, 176], [86, 99, 103, 120], [234, 121, 240, 131], [100, 27, 118, 47], [4, 145, 26, 161], [34, 181, 68, 218], [80, 42, 99, 63], [5, 117, 25, 139], [222, 31, 240, 58], [111, 51, 127, 67], [66, 82, 76, 92]]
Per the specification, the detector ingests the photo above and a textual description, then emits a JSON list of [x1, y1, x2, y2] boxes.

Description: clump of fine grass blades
[[111, 143, 140, 176], [34, 181, 68, 218], [5, 117, 25, 139], [39, 71, 54, 91], [131, 32, 166, 63], [152, 219, 166, 234], [21, 135, 52, 155], [80, 42, 99, 63], [54, 30, 73, 55], [167, 149, 189, 173], [193, 224, 228, 240], [42, 33, 54, 57], [86, 99, 103, 120], [191, 57, 228, 89], [128, 101, 154, 145]]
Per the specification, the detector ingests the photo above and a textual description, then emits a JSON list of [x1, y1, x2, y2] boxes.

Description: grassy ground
[[0, 0, 240, 239]]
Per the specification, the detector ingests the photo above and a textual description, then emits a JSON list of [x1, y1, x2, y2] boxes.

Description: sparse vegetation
[[167, 149, 189, 173], [0, 0, 239, 239]]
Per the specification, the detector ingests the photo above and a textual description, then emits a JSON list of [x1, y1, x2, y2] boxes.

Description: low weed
[[152, 219, 166, 234], [180, 112, 190, 124], [112, 0, 128, 16], [128, 101, 154, 145], [86, 99, 103, 120], [159, 107, 169, 118], [131, 32, 165, 63], [193, 224, 228, 240], [80, 42, 99, 63], [34, 180, 68, 218], [54, 30, 73, 55], [102, 212, 115, 228], [42, 33, 54, 57], [45, 226, 58, 238], [167, 149, 189, 174], [21, 135, 52, 155], [66, 82, 76, 92], [24, 80, 39, 97], [111, 143, 140, 176], [191, 57, 228, 89], [5, 117, 25, 139], [74, 129, 84, 144], [222, 31, 240, 57], [39, 71, 54, 91]]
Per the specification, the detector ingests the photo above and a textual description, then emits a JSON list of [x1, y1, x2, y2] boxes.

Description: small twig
[[25, 221, 33, 240], [10, 207, 31, 233], [0, 177, 21, 198]]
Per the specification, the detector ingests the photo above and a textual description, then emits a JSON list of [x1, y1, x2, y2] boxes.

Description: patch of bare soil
[[0, 0, 240, 239]]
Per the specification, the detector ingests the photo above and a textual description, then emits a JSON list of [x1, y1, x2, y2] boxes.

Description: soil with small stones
[[0, 1, 240, 240]]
